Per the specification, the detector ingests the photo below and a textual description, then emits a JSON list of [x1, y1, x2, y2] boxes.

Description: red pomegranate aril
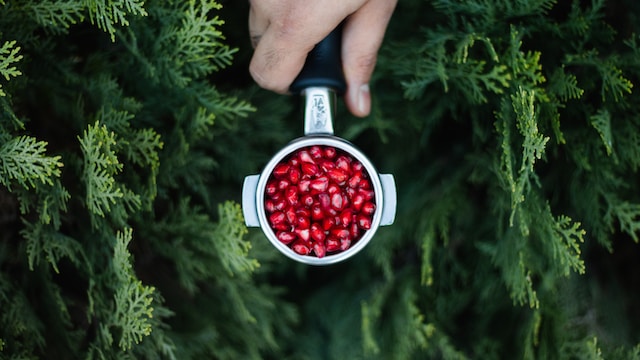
[[277, 231, 296, 245], [326, 237, 340, 252], [339, 209, 353, 226], [273, 163, 290, 179], [274, 198, 287, 211], [327, 183, 340, 195], [359, 189, 375, 201], [278, 179, 290, 191], [296, 207, 311, 218], [289, 157, 299, 167], [331, 228, 350, 239], [317, 193, 331, 210], [327, 168, 348, 185], [298, 150, 314, 164], [322, 217, 335, 231], [269, 212, 285, 226], [324, 146, 337, 159], [320, 160, 335, 172], [292, 240, 311, 255], [348, 172, 362, 188], [313, 241, 327, 258], [349, 222, 360, 239], [311, 205, 324, 221], [335, 155, 351, 172], [310, 223, 325, 242], [309, 145, 323, 159], [362, 202, 376, 215], [285, 186, 298, 205], [357, 214, 372, 230], [289, 167, 301, 184], [340, 238, 352, 251], [352, 161, 364, 172], [286, 207, 297, 224], [298, 179, 311, 193], [273, 223, 289, 231], [310, 176, 329, 193], [295, 228, 311, 242], [266, 182, 278, 196], [352, 193, 365, 211], [301, 194, 314, 207], [345, 187, 357, 199], [359, 179, 372, 189], [265, 200, 276, 213], [302, 162, 319, 176], [297, 215, 311, 229], [331, 192, 344, 211]]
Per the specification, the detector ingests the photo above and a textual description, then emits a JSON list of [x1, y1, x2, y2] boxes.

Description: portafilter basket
[[242, 27, 396, 265]]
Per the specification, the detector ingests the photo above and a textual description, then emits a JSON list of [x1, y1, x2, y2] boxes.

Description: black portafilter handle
[[289, 26, 347, 95]]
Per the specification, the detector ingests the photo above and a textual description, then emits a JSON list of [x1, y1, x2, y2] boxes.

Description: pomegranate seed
[[302, 162, 319, 176], [310, 176, 329, 193], [326, 237, 340, 252], [320, 160, 335, 172], [324, 147, 337, 159], [357, 214, 372, 230], [350, 222, 360, 239], [359, 179, 371, 189], [331, 193, 344, 211], [317, 193, 331, 210], [352, 161, 363, 172], [309, 145, 323, 159], [340, 238, 351, 251], [295, 228, 310, 242], [289, 157, 299, 167], [278, 179, 290, 190], [322, 217, 335, 231], [339, 209, 353, 226], [310, 223, 325, 242], [298, 150, 314, 164], [298, 179, 311, 193], [274, 198, 287, 211], [335, 156, 351, 172], [327, 183, 340, 195], [311, 205, 324, 221], [273, 164, 290, 179], [301, 194, 314, 207], [348, 172, 362, 188], [313, 241, 327, 258], [289, 167, 301, 184], [277, 231, 296, 244], [352, 194, 365, 211], [285, 186, 298, 205], [286, 207, 297, 224], [265, 200, 276, 213], [273, 223, 289, 231], [331, 228, 350, 239], [296, 207, 311, 218], [327, 169, 348, 185], [297, 215, 310, 229], [362, 202, 376, 215], [292, 240, 311, 255], [269, 212, 285, 225], [359, 189, 375, 201], [266, 182, 278, 196]]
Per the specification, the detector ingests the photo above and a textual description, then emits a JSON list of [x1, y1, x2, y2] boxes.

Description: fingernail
[[357, 84, 370, 115]]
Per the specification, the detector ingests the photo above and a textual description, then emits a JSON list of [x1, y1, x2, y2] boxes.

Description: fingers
[[342, 0, 397, 117], [248, 0, 360, 94]]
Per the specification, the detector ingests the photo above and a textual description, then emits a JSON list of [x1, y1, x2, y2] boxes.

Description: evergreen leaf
[[606, 201, 640, 242], [24, 0, 85, 31], [86, 0, 147, 41], [589, 109, 614, 156], [0, 135, 62, 190], [0, 40, 22, 97]]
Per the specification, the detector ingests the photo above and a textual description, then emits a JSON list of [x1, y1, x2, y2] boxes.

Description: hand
[[248, 0, 397, 117]]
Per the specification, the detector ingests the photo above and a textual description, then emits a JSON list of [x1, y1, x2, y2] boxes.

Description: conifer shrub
[[1, 0, 639, 359]]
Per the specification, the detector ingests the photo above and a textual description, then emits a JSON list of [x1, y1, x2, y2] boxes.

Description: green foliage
[[1, 0, 640, 359]]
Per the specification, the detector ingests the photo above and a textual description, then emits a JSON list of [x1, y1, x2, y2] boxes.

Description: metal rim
[[255, 136, 384, 265]]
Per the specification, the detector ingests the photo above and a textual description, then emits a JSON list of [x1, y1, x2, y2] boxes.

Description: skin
[[248, 0, 397, 117]]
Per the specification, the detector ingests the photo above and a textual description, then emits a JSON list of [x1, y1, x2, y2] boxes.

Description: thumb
[[341, 0, 397, 117]]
